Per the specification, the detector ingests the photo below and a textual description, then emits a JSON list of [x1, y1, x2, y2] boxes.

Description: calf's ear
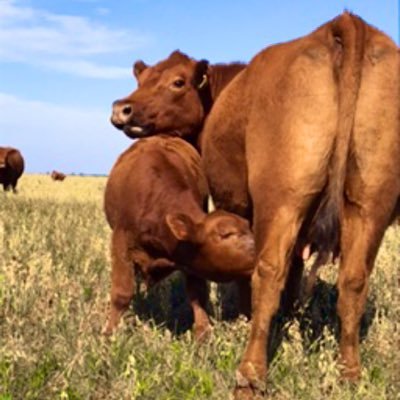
[[165, 213, 196, 241], [193, 59, 210, 90], [133, 60, 148, 79]]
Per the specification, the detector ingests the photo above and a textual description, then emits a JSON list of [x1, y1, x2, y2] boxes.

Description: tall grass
[[1, 175, 399, 399]]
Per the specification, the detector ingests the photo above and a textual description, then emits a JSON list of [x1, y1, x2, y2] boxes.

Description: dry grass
[[1, 174, 399, 399]]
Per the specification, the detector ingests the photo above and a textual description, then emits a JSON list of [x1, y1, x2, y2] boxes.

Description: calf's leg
[[103, 229, 136, 335], [185, 274, 211, 341]]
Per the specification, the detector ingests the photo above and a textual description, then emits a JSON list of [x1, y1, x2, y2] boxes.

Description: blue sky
[[0, 0, 398, 174]]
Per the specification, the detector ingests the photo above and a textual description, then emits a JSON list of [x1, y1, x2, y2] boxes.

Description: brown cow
[[103, 136, 255, 339], [0, 147, 24, 192], [199, 12, 399, 398], [51, 170, 66, 181]]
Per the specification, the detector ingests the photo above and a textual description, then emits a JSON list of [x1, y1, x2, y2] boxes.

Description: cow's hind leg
[[337, 201, 394, 380], [235, 204, 309, 397], [337, 29, 399, 378], [103, 229, 136, 335]]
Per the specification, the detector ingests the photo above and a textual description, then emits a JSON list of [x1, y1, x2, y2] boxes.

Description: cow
[[51, 170, 66, 181], [199, 12, 399, 398], [0, 147, 24, 193], [103, 136, 255, 339]]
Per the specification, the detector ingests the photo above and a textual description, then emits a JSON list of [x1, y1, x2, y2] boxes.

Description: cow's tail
[[309, 12, 366, 254]]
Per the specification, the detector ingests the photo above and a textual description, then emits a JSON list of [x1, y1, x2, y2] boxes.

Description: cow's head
[[166, 210, 255, 279], [111, 50, 210, 139]]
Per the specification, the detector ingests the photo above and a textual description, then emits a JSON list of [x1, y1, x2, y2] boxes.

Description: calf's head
[[111, 50, 210, 140], [166, 210, 255, 279]]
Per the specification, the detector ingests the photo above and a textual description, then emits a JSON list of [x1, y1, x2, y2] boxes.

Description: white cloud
[[41, 59, 130, 79], [0, 92, 132, 173], [0, 0, 150, 79]]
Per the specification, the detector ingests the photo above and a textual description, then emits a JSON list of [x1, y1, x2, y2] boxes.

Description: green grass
[[0, 175, 399, 399]]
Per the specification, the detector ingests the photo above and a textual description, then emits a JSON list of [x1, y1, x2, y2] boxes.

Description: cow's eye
[[172, 79, 185, 88]]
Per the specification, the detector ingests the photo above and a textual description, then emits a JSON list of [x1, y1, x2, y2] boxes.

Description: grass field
[[1, 174, 399, 400]]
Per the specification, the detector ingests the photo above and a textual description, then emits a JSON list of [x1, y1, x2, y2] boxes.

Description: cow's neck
[[195, 62, 246, 149], [209, 63, 247, 101]]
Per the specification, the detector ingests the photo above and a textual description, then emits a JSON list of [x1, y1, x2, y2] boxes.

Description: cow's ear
[[193, 59, 210, 90], [133, 60, 148, 79], [165, 213, 196, 241]]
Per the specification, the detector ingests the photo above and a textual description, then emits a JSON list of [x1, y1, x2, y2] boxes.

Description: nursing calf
[[103, 136, 254, 338]]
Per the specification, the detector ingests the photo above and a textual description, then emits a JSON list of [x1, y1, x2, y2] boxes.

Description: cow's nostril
[[122, 105, 132, 116]]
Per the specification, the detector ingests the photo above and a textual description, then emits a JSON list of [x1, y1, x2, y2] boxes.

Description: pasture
[[1, 175, 399, 400]]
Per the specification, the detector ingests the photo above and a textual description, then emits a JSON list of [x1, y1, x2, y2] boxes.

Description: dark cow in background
[[51, 170, 66, 181], [103, 136, 255, 339], [0, 147, 24, 192]]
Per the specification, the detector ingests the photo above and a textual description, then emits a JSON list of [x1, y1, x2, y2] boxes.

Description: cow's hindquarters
[[236, 31, 339, 395], [337, 31, 400, 379]]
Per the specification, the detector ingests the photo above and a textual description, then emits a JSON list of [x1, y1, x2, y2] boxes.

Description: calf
[[103, 136, 254, 339]]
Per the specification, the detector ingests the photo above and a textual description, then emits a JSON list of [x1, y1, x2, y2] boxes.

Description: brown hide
[[0, 147, 24, 192], [103, 136, 254, 338], [110, 50, 246, 144], [51, 171, 66, 181], [200, 13, 399, 397]]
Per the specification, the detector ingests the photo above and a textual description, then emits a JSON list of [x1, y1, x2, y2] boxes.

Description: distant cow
[[0, 147, 24, 192], [103, 136, 255, 339], [51, 170, 66, 181]]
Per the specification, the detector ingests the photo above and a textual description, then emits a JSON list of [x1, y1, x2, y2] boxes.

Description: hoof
[[102, 322, 115, 336], [340, 365, 361, 382], [234, 386, 258, 400], [193, 324, 212, 343], [234, 368, 266, 400]]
